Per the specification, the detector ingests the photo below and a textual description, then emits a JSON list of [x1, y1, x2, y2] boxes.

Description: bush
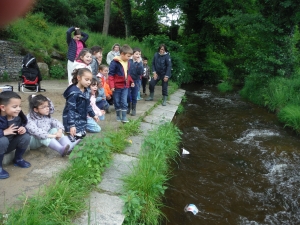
[[49, 65, 65, 79], [278, 105, 300, 132], [218, 81, 233, 93]]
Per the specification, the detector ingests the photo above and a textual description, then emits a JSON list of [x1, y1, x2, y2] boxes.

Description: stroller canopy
[[21, 53, 42, 82]]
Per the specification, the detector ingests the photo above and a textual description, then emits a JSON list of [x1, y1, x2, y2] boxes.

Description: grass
[[278, 104, 300, 132], [121, 123, 181, 225]]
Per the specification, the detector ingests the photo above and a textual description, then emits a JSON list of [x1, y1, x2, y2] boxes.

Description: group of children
[[0, 30, 152, 179]]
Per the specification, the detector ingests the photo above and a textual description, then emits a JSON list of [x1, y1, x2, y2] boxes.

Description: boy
[[127, 47, 144, 116], [108, 44, 134, 123], [0, 91, 31, 179], [90, 45, 103, 78], [141, 56, 150, 96]]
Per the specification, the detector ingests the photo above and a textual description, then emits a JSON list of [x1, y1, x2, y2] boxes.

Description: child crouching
[[26, 94, 80, 157], [0, 91, 31, 179]]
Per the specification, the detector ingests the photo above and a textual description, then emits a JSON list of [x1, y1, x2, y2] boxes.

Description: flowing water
[[162, 84, 300, 225]]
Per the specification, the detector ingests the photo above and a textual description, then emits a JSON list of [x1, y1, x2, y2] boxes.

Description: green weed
[[278, 104, 300, 132], [49, 65, 65, 79], [122, 123, 181, 225], [217, 81, 233, 93], [177, 104, 185, 114]]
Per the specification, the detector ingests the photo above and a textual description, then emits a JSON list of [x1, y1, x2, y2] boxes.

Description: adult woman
[[145, 44, 172, 106], [66, 27, 89, 83], [106, 43, 120, 65]]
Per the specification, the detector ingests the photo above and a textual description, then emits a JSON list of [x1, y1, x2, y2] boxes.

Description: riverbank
[[0, 80, 185, 224]]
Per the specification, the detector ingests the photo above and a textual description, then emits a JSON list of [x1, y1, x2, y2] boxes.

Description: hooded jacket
[[66, 27, 88, 62], [128, 58, 144, 81], [108, 57, 133, 89], [63, 84, 95, 133], [0, 111, 27, 138], [26, 98, 64, 139], [152, 52, 172, 78]]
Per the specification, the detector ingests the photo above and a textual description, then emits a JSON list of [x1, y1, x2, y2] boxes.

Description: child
[[70, 48, 92, 84], [66, 27, 89, 83], [142, 56, 150, 96], [0, 91, 31, 179], [108, 44, 134, 123], [127, 47, 144, 116], [86, 78, 106, 133], [26, 94, 79, 157], [90, 46, 103, 78], [63, 68, 99, 140], [98, 64, 113, 107], [94, 77, 110, 113]]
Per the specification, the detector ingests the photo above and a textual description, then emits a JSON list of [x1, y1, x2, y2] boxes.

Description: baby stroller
[[18, 53, 46, 93]]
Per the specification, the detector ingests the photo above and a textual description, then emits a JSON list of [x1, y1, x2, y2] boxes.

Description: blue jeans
[[113, 88, 128, 111], [86, 117, 101, 133], [127, 80, 139, 105]]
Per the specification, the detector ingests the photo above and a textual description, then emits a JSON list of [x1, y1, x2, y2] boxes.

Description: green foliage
[[278, 105, 300, 132], [43, 55, 52, 65], [218, 81, 233, 93], [122, 123, 181, 224], [70, 135, 112, 184], [50, 65, 65, 79], [176, 104, 184, 114], [1, 72, 10, 82]]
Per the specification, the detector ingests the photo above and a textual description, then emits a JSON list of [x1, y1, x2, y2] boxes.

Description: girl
[[63, 68, 99, 140], [98, 64, 113, 107], [69, 48, 92, 85], [26, 94, 78, 157], [66, 27, 89, 83], [86, 78, 106, 133]]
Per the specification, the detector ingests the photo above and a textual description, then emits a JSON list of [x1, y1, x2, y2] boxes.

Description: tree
[[122, 0, 132, 37], [102, 0, 111, 35]]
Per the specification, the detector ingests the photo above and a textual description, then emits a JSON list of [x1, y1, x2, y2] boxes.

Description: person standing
[[106, 43, 120, 65], [145, 44, 172, 106], [66, 27, 89, 83]]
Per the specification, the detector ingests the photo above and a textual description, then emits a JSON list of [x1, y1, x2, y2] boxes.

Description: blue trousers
[[113, 88, 128, 111], [0, 133, 30, 155], [149, 75, 168, 96], [127, 80, 139, 105]]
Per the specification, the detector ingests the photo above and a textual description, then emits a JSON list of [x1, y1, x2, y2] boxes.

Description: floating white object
[[184, 204, 199, 215], [182, 148, 190, 155]]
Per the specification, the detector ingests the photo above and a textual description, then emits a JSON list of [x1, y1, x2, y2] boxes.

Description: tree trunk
[[102, 0, 111, 35]]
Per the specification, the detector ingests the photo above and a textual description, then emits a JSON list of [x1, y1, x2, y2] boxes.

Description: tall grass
[[5, 13, 155, 64], [278, 104, 300, 132], [122, 123, 181, 225]]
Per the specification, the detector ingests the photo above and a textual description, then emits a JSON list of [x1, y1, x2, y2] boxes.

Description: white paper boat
[[184, 204, 199, 215], [182, 148, 190, 155]]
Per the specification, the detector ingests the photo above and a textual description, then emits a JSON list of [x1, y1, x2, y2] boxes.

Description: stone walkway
[[0, 80, 185, 224]]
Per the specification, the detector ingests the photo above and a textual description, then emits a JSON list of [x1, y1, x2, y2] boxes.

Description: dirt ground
[[0, 80, 160, 213]]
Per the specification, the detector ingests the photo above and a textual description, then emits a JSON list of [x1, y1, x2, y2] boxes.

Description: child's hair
[[143, 56, 148, 61], [91, 46, 102, 55], [90, 78, 99, 97], [157, 44, 168, 52], [132, 47, 141, 54], [74, 29, 81, 36], [71, 68, 92, 84], [0, 91, 21, 106], [120, 44, 133, 55], [99, 64, 108, 71], [76, 48, 92, 61], [28, 94, 48, 112]]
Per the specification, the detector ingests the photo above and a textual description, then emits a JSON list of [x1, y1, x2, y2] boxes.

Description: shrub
[[218, 81, 233, 93], [49, 65, 65, 79]]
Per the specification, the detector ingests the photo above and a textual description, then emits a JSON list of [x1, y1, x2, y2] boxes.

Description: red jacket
[[108, 58, 133, 89]]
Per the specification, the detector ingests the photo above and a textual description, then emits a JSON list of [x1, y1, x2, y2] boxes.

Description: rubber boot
[[48, 139, 69, 157], [0, 154, 9, 179], [127, 102, 131, 114], [59, 136, 82, 155], [13, 148, 31, 168], [137, 92, 143, 101], [145, 92, 154, 101], [121, 110, 129, 123], [116, 110, 122, 122], [162, 95, 167, 106], [131, 104, 136, 116]]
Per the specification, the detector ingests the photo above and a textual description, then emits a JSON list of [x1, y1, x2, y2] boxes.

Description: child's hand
[[100, 110, 106, 115], [93, 116, 99, 122], [70, 127, 76, 137], [131, 83, 135, 87], [4, 124, 18, 135], [17, 126, 26, 135], [111, 88, 115, 92], [55, 129, 63, 139], [106, 95, 111, 100]]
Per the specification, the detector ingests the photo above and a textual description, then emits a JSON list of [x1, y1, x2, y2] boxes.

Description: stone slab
[[98, 154, 138, 194], [74, 192, 124, 225], [123, 136, 144, 157], [139, 122, 157, 136]]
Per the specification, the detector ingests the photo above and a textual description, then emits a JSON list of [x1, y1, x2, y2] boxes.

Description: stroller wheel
[[18, 82, 21, 92]]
